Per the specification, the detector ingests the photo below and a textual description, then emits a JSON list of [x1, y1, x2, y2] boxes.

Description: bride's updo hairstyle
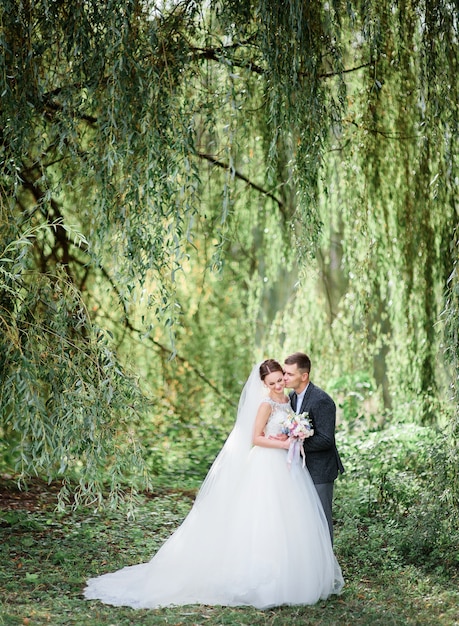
[[259, 359, 283, 381]]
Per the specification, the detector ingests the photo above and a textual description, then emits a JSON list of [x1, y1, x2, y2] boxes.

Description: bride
[[84, 359, 344, 609]]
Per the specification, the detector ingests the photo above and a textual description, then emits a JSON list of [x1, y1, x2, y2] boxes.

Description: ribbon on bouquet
[[287, 437, 306, 469]]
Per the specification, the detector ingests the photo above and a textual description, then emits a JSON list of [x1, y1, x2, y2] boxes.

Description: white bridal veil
[[193, 362, 266, 506]]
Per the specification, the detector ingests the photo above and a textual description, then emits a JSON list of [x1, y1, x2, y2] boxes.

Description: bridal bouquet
[[282, 411, 314, 439], [282, 411, 314, 468]]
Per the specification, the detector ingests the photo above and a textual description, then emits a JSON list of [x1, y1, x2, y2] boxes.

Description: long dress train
[[84, 371, 344, 609]]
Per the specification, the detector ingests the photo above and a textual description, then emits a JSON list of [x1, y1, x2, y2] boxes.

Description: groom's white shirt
[[295, 383, 309, 414]]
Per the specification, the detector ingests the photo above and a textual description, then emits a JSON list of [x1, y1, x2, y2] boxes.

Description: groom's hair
[[284, 352, 311, 373]]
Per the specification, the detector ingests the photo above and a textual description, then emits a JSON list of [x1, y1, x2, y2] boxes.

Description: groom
[[283, 352, 344, 543]]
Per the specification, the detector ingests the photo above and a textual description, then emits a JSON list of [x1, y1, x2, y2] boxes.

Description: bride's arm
[[252, 403, 290, 450]]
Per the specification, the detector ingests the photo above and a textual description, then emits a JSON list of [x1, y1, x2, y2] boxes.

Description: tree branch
[[192, 44, 372, 80], [192, 46, 265, 74], [318, 61, 373, 79], [196, 151, 286, 214], [69, 245, 238, 408], [19, 173, 71, 269]]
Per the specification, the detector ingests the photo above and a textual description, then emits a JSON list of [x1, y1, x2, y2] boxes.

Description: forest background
[[1, 1, 459, 624]]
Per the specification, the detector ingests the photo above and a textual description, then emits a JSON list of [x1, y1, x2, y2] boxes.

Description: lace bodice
[[262, 398, 292, 438]]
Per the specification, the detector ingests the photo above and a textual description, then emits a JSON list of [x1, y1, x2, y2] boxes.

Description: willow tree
[[337, 1, 458, 425], [276, 1, 458, 425], [1, 0, 457, 500]]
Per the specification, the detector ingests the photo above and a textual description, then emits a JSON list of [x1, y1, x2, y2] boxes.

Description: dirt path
[[0, 476, 62, 511]]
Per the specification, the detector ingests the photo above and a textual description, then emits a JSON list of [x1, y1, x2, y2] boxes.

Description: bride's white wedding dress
[[84, 366, 344, 609]]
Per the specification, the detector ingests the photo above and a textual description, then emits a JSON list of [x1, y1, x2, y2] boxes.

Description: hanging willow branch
[[1, 0, 457, 500]]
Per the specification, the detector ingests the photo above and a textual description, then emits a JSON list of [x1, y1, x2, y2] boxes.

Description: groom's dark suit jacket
[[290, 382, 344, 484]]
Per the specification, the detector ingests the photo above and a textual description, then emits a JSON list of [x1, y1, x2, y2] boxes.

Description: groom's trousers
[[314, 482, 334, 544]]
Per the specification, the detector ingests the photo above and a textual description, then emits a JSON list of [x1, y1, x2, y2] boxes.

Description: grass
[[2, 423, 459, 626], [1, 477, 459, 626]]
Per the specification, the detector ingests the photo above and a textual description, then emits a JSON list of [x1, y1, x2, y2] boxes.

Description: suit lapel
[[300, 382, 314, 414]]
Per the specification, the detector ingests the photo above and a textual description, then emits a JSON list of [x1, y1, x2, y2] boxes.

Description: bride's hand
[[268, 434, 288, 441]]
